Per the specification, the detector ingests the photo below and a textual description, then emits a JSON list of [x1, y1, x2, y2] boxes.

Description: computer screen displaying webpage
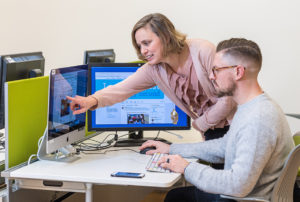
[[89, 65, 190, 130]]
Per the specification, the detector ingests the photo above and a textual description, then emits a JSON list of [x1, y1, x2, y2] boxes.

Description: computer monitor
[[0, 52, 45, 129], [88, 63, 191, 146], [84, 49, 115, 64], [38, 65, 88, 162]]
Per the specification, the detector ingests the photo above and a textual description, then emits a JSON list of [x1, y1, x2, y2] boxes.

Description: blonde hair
[[131, 13, 186, 60]]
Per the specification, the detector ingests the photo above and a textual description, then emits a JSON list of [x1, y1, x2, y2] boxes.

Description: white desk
[[2, 149, 183, 202]]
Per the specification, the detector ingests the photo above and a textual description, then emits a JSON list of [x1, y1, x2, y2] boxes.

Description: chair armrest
[[220, 194, 270, 202]]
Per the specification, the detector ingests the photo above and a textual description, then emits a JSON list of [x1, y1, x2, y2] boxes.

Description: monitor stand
[[37, 128, 80, 162], [114, 130, 171, 147]]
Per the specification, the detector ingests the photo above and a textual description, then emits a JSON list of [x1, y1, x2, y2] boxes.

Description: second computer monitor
[[47, 65, 88, 154], [0, 52, 45, 129], [84, 49, 115, 64], [88, 63, 190, 134]]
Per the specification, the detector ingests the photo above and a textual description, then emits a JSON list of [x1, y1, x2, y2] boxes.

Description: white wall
[[1, 0, 300, 132]]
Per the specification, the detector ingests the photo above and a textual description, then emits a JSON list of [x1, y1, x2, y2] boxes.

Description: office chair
[[221, 143, 300, 202], [294, 132, 300, 194]]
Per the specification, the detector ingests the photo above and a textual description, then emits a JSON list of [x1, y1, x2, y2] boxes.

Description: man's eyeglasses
[[211, 65, 238, 77]]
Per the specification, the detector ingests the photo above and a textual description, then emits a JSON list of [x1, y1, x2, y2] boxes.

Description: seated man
[[140, 38, 295, 202]]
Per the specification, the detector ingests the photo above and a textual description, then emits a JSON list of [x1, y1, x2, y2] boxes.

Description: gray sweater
[[170, 93, 294, 200]]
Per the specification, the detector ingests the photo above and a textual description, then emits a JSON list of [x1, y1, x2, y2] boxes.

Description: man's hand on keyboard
[[158, 154, 190, 174], [139, 140, 170, 155]]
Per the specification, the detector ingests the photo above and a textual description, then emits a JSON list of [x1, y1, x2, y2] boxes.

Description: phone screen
[[111, 172, 145, 178]]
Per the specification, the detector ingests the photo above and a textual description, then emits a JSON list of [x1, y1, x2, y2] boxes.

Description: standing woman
[[67, 13, 236, 143]]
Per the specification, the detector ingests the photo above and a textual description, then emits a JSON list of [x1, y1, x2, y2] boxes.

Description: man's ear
[[235, 65, 245, 80]]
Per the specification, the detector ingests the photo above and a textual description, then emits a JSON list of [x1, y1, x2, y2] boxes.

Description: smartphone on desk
[[111, 172, 145, 178]]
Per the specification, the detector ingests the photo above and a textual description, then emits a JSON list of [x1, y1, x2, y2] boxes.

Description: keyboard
[[146, 153, 171, 173]]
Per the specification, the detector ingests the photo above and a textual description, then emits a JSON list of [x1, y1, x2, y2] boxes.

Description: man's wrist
[[167, 145, 171, 154], [183, 162, 191, 174]]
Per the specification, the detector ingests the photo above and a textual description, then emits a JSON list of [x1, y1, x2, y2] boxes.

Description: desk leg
[[6, 179, 12, 202], [85, 183, 93, 202]]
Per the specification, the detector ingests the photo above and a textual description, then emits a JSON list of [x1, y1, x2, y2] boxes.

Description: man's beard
[[215, 80, 236, 98]]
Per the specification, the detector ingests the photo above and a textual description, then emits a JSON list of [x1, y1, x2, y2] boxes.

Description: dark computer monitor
[[84, 49, 115, 64], [0, 52, 45, 129], [88, 63, 191, 146], [38, 65, 88, 162]]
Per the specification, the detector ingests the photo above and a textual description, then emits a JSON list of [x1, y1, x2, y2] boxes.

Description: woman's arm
[[91, 64, 156, 109], [192, 96, 236, 132]]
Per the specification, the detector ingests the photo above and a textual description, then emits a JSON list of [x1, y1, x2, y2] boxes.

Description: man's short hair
[[216, 38, 262, 68]]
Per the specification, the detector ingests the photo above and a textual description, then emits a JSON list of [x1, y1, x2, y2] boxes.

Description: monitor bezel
[[46, 64, 88, 154], [87, 62, 191, 132]]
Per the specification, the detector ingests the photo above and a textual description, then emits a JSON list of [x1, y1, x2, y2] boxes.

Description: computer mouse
[[139, 146, 156, 154]]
